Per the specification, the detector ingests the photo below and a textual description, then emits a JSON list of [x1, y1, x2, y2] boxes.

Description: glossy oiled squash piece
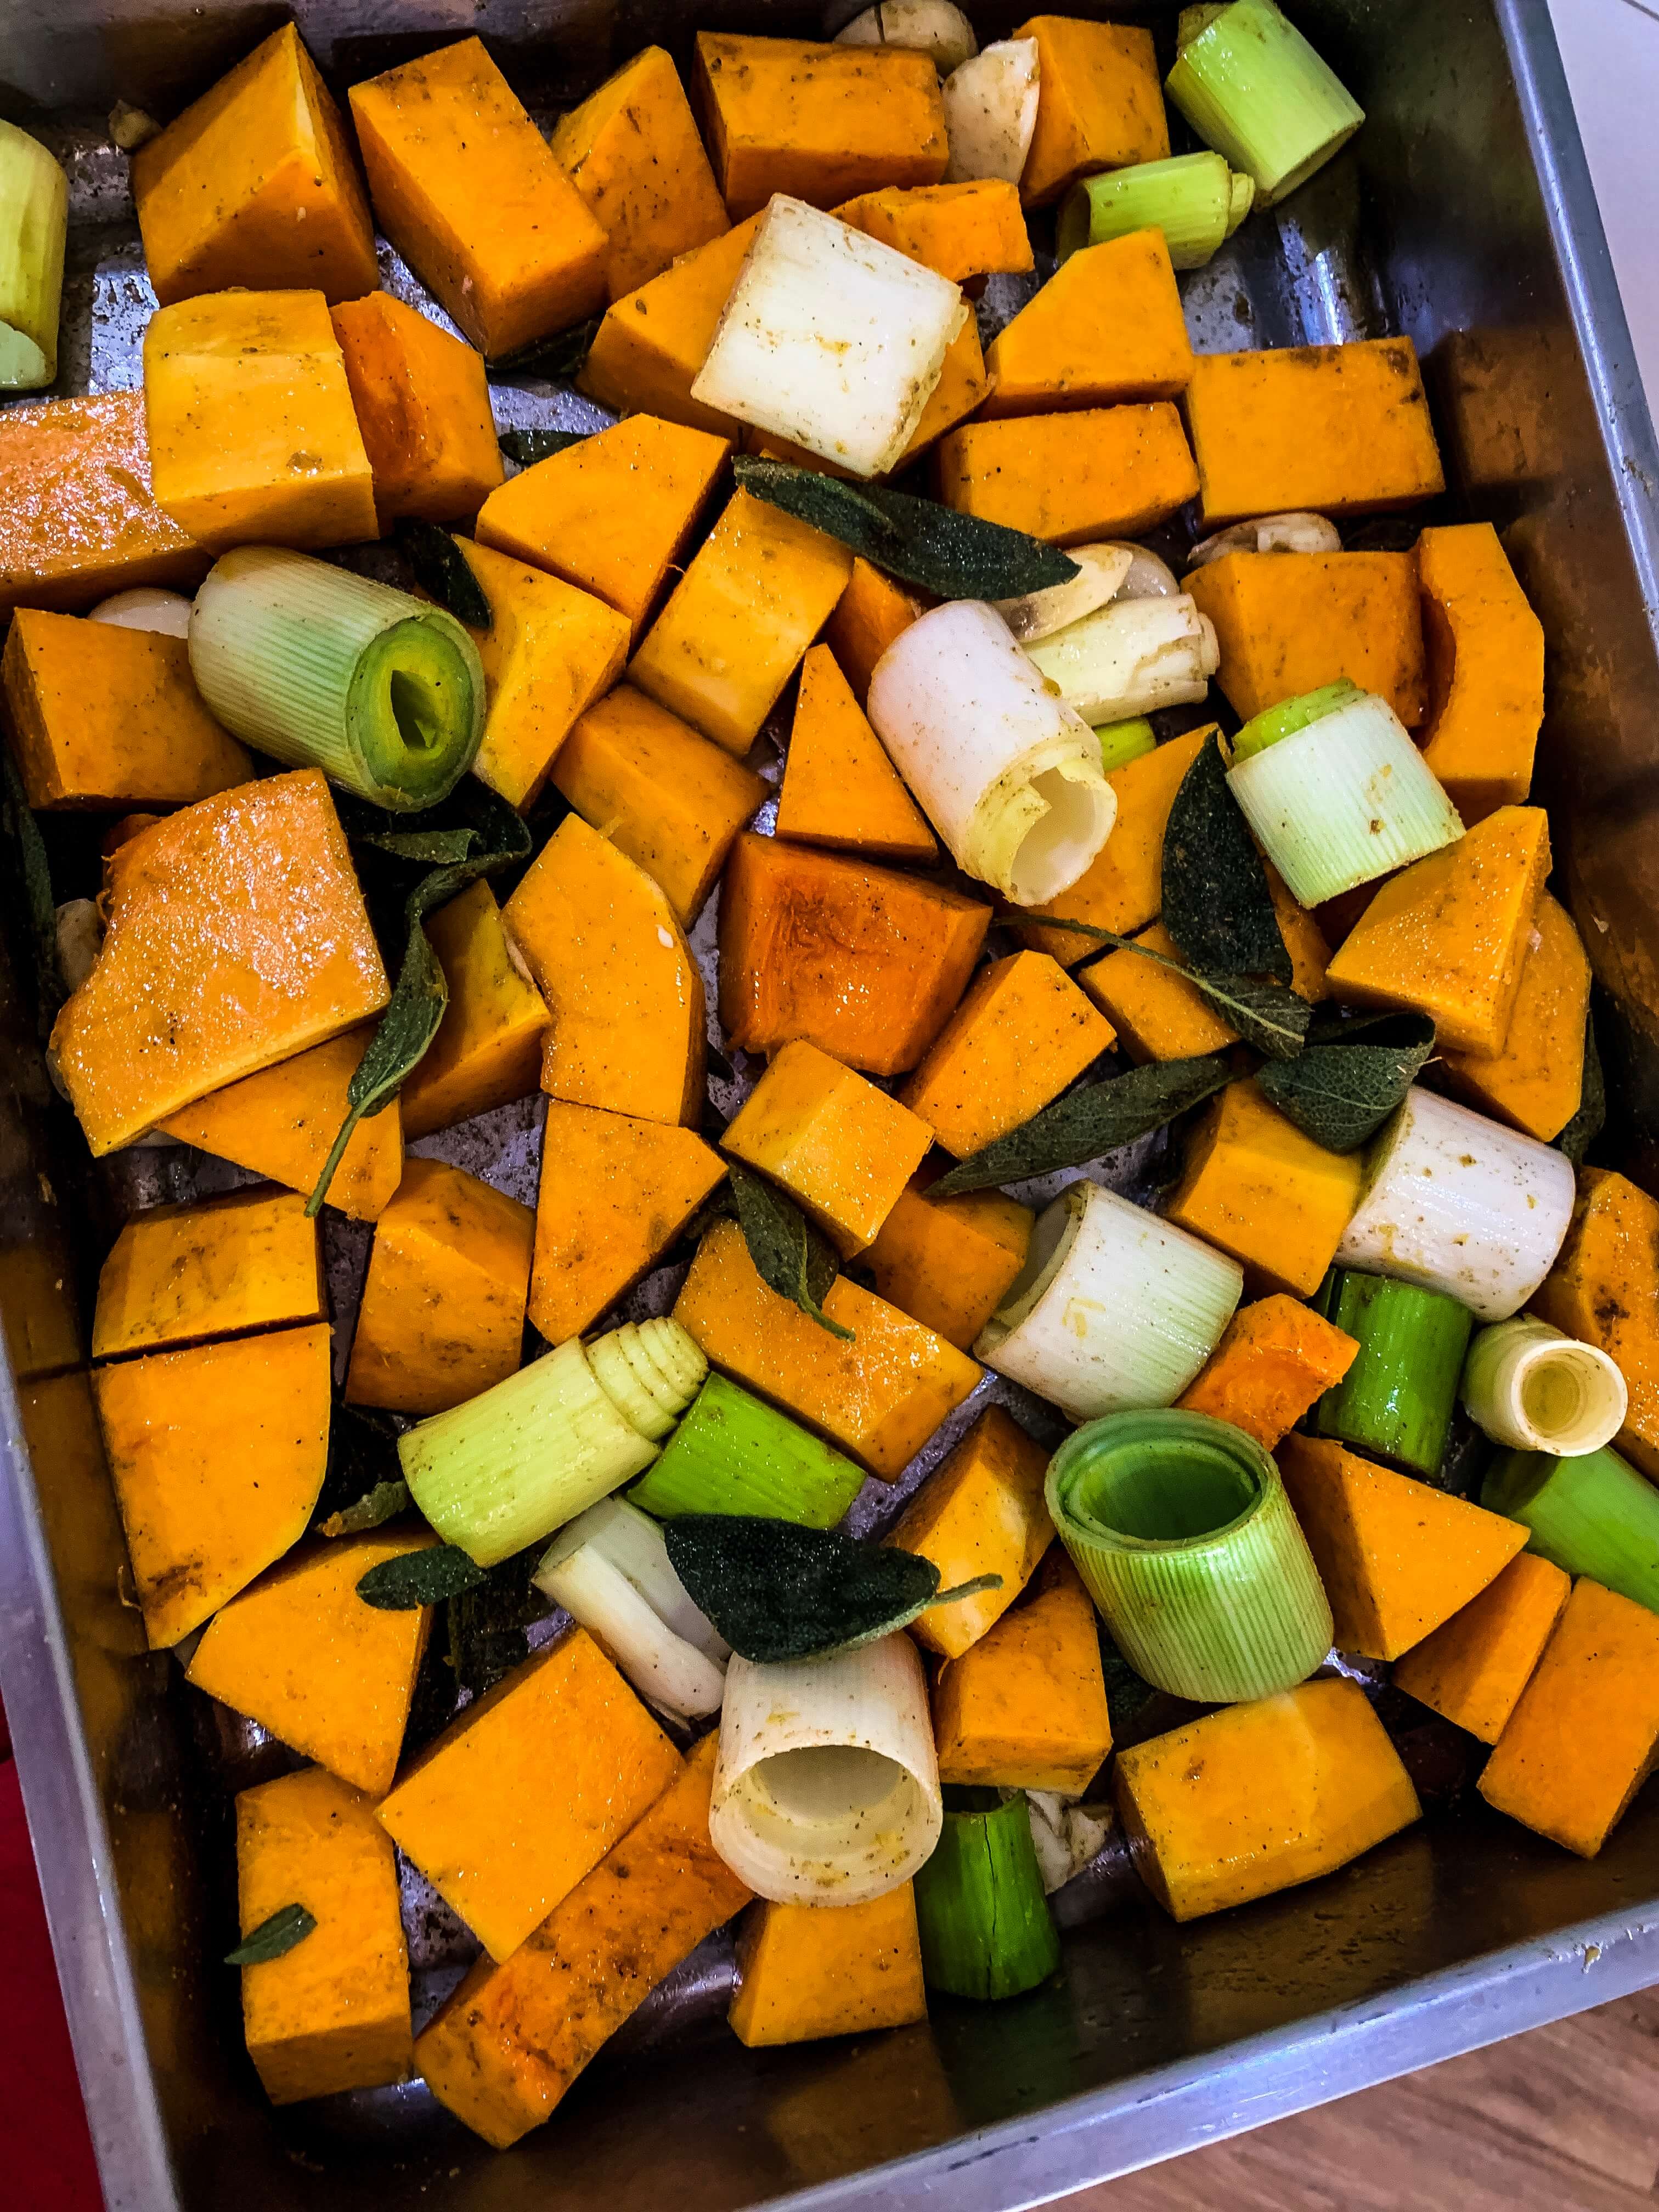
[[1418, 523, 1545, 823], [821, 556, 923, 706], [1014, 15, 1169, 206], [330, 294, 503, 528], [397, 880, 550, 1140], [888, 1406, 1053, 1658], [1076, 922, 1239, 1062], [833, 179, 1033, 283], [1176, 1294, 1358, 1451], [933, 1551, 1113, 1792], [863, 1180, 1032, 1352], [901, 950, 1115, 1159], [1166, 1081, 1364, 1298], [1531, 1169, 1659, 1482], [984, 232, 1193, 414], [1186, 550, 1427, 729], [93, 1188, 324, 1359], [1440, 891, 1589, 1141], [1392, 1553, 1570, 1746], [775, 645, 936, 862], [938, 404, 1198, 545], [580, 217, 763, 436], [53, 772, 389, 1156], [729, 1884, 926, 2048]]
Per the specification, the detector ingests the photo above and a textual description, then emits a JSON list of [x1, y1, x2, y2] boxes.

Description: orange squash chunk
[[984, 232, 1193, 415], [1531, 1169, 1659, 1482], [1418, 522, 1545, 823], [397, 880, 551, 1139], [821, 556, 923, 706], [1393, 1553, 1570, 1746], [93, 1188, 324, 1360], [901, 950, 1115, 1158], [330, 294, 503, 528], [1186, 550, 1428, 729], [1014, 15, 1169, 206], [775, 644, 936, 861], [833, 179, 1034, 283], [1076, 923, 1238, 1063], [674, 1218, 981, 1477], [54, 771, 389, 1156], [933, 1550, 1112, 1791], [1166, 1081, 1364, 1298], [730, 1884, 926, 2049], [888, 1405, 1053, 1657], [1440, 891, 1589, 1141], [719, 833, 990, 1077], [1177, 1294, 1358, 1450], [864, 1180, 1032, 1352], [580, 217, 763, 436], [938, 404, 1198, 545]]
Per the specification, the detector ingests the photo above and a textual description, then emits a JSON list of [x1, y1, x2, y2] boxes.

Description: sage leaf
[[1038, 915, 1311, 1060], [1256, 1009, 1435, 1152], [1, 751, 65, 1041], [225, 1903, 317, 1967], [1556, 1009, 1604, 1167], [930, 1055, 1234, 1195], [488, 317, 601, 384], [499, 427, 589, 468], [448, 1548, 552, 1697], [397, 520, 493, 631], [319, 1480, 413, 1539], [357, 1545, 488, 1610], [733, 455, 1078, 601], [726, 1160, 854, 1341], [1161, 733, 1292, 983]]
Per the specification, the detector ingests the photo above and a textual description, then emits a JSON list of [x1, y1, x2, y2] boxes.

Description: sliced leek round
[[1461, 1317, 1628, 1457]]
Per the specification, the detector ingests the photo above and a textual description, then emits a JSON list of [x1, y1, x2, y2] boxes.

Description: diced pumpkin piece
[[580, 217, 763, 436], [1440, 892, 1589, 1142], [1477, 1578, 1659, 1857], [692, 33, 948, 219], [629, 489, 854, 757], [1176, 1294, 1358, 1450], [549, 684, 764, 926], [93, 1187, 324, 1360], [144, 289, 377, 551], [506, 813, 706, 1126], [888, 1406, 1053, 1658], [1114, 1677, 1421, 1920], [901, 951, 1116, 1158], [397, 880, 550, 1140], [349, 38, 608, 358], [1531, 1169, 1659, 1482], [1418, 522, 1545, 823], [774, 644, 936, 862], [673, 1218, 981, 1478], [933, 1550, 1112, 1791], [1392, 1553, 1571, 1746], [380, 1627, 682, 1962], [132, 24, 379, 308], [1324, 805, 1551, 1057], [92, 1322, 332, 1647], [864, 1180, 1033, 1352], [235, 1766, 411, 2106], [159, 1027, 403, 1222], [550, 45, 731, 301], [724, 1040, 934, 1257], [1185, 549, 1427, 729], [1165, 1080, 1365, 1297], [1015, 15, 1168, 206], [53, 772, 389, 1156], [903, 317, 992, 463], [416, 1734, 748, 2147], [1184, 338, 1445, 527], [1267, 862, 1335, 1003], [719, 833, 990, 1076], [730, 1884, 926, 2049], [329, 293, 503, 528], [1, 608, 251, 808], [1076, 923, 1239, 1063], [822, 555, 924, 706], [1278, 1434, 1528, 1661], [476, 415, 731, 642], [984, 232, 1192, 415], [937, 404, 1198, 545], [833, 179, 1034, 283], [345, 1157, 533, 1416], [189, 1530, 439, 1797]]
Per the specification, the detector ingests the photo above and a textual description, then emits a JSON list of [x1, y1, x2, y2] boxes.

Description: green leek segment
[[913, 1792, 1060, 2001], [1482, 1444, 1659, 1617], [0, 121, 69, 390], [1095, 716, 1159, 774], [630, 1373, 866, 1527], [1229, 678, 1363, 763], [1313, 1269, 1472, 1479], [1057, 151, 1255, 270], [1169, 0, 1365, 208]]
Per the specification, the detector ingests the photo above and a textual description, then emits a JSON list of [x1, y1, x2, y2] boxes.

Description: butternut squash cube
[[1392, 1553, 1571, 1746], [92, 1322, 332, 1647], [416, 1734, 748, 2147], [984, 232, 1192, 415], [1266, 864, 1335, 1002], [901, 951, 1116, 1159], [132, 25, 377, 308], [1165, 1080, 1364, 1297], [1114, 1677, 1421, 1921], [1184, 338, 1445, 527], [692, 33, 948, 219], [189, 1530, 439, 1797], [144, 289, 376, 551], [901, 317, 992, 463], [1324, 805, 1550, 1057], [730, 1884, 926, 2048], [1077, 923, 1239, 1064], [1440, 891, 1589, 1142], [833, 179, 1034, 283], [1477, 1577, 1659, 1857], [1176, 1293, 1358, 1451], [329, 293, 503, 529], [863, 1180, 1033, 1352], [724, 1040, 934, 1257], [888, 1405, 1053, 1658], [476, 415, 731, 642], [821, 555, 923, 706], [1531, 1169, 1659, 1482], [933, 1550, 1112, 1791], [53, 772, 390, 1156], [1015, 16, 1168, 206], [1278, 1434, 1528, 1661], [2, 608, 251, 809], [397, 879, 551, 1141], [774, 645, 936, 862], [674, 1217, 980, 1477], [550, 684, 765, 925], [93, 1188, 324, 1360], [346, 1156, 533, 1416], [1417, 521, 1545, 823], [379, 1627, 682, 1962], [629, 488, 854, 757], [580, 217, 763, 437], [235, 1766, 411, 2106], [349, 38, 608, 359], [1185, 550, 1427, 729], [937, 404, 1198, 545], [506, 814, 706, 1126], [719, 833, 990, 1077], [550, 45, 731, 301]]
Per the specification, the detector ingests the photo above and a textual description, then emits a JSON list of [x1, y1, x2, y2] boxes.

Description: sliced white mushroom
[[835, 1, 979, 75], [1185, 512, 1342, 568], [87, 586, 195, 636], [993, 544, 1134, 643]]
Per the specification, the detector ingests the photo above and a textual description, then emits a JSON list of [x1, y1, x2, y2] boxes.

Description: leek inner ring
[[352, 616, 481, 805], [1049, 1409, 1278, 1551]]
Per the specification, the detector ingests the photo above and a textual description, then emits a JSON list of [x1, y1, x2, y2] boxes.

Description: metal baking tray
[[5, 3, 1659, 2208]]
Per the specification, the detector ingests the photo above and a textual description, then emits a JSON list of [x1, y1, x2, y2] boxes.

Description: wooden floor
[[1070, 1991, 1659, 2212]]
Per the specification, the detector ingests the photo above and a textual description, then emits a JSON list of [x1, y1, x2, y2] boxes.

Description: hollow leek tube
[[1186, 512, 1341, 567], [1312, 1269, 1473, 1479], [913, 1790, 1060, 1999], [629, 1373, 867, 1528], [534, 1497, 728, 1721], [189, 545, 486, 811], [1024, 594, 1220, 725], [0, 121, 67, 390], [399, 1320, 707, 1567], [1336, 1087, 1577, 1324], [1482, 1444, 1659, 1616], [1048, 1410, 1332, 1702], [867, 600, 1116, 906], [1057, 151, 1254, 269], [710, 1634, 943, 1904], [1462, 1319, 1628, 1457], [1166, 0, 1364, 208], [978, 1181, 1243, 1422]]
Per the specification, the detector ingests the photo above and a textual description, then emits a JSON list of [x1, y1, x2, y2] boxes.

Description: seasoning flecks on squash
[[729, 1883, 927, 2048], [901, 951, 1116, 1158], [1440, 891, 1589, 1142], [863, 1180, 1033, 1352], [579, 217, 763, 436], [932, 1550, 1113, 1792], [775, 645, 936, 861], [396, 879, 551, 1141], [984, 232, 1193, 415], [822, 556, 924, 706], [1418, 522, 1546, 824], [833, 179, 1033, 283], [1185, 549, 1428, 729], [329, 293, 504, 529], [1392, 1553, 1571, 1746], [937, 404, 1199, 545], [888, 1404, 1054, 1658], [93, 1187, 324, 1361], [1166, 1080, 1365, 1297], [1531, 1168, 1659, 1482], [1077, 923, 1240, 1064], [1014, 16, 1170, 206], [1176, 1294, 1359, 1450]]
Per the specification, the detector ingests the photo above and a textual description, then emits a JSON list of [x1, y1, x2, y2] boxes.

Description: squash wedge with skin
[[1418, 522, 1545, 823], [1531, 1169, 1659, 1482]]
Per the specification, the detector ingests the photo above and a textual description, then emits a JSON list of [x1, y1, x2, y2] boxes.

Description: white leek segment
[[88, 588, 194, 637], [978, 1181, 1243, 1421], [691, 198, 967, 480], [941, 38, 1041, 184], [710, 1634, 942, 1904], [0, 122, 67, 390], [1336, 1088, 1576, 1325], [1224, 687, 1464, 906], [1025, 595, 1220, 725], [398, 1320, 708, 1567], [993, 543, 1134, 643], [835, 1, 978, 74], [1166, 0, 1364, 208], [534, 1498, 728, 1722], [867, 600, 1115, 905], [1057, 151, 1254, 269], [1186, 511, 1341, 567], [1025, 1791, 1113, 1894], [1460, 1317, 1628, 1457]]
